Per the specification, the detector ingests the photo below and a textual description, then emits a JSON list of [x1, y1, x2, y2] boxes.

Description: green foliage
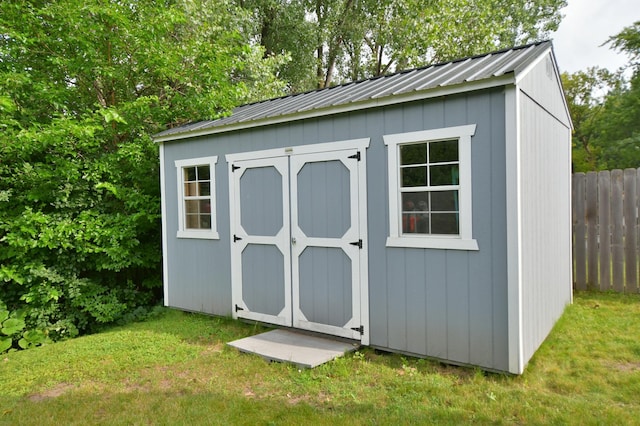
[[607, 20, 640, 69], [561, 68, 622, 171], [0, 0, 287, 350], [238, 0, 567, 90], [564, 21, 640, 171], [0, 300, 50, 353]]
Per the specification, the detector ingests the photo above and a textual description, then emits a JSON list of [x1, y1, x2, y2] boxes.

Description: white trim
[[290, 149, 368, 340], [383, 125, 478, 251], [159, 143, 170, 307], [229, 156, 292, 326], [357, 146, 370, 346], [505, 86, 523, 374], [176, 230, 220, 240], [153, 76, 514, 143], [386, 236, 478, 250], [228, 160, 238, 318], [566, 126, 574, 305], [227, 142, 370, 344], [175, 156, 220, 240], [225, 138, 370, 163]]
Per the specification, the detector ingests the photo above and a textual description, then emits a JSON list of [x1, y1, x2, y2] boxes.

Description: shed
[[155, 40, 572, 374]]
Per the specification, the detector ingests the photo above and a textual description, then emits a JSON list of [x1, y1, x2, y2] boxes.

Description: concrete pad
[[227, 329, 359, 368]]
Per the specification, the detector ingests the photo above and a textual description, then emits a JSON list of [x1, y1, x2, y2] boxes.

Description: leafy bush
[[0, 301, 51, 352], [0, 0, 286, 353], [0, 113, 163, 349]]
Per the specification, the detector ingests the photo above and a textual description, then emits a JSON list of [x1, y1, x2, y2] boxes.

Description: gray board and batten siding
[[157, 41, 573, 374]]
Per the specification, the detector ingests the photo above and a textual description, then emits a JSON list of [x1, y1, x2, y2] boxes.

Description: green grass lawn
[[1, 292, 639, 425]]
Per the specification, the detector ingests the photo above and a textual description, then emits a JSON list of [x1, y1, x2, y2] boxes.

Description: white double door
[[229, 146, 366, 341]]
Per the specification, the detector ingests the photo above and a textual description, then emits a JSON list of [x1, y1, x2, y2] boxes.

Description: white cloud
[[550, 0, 640, 73]]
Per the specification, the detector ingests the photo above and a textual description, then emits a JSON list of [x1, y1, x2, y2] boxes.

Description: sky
[[550, 0, 640, 74]]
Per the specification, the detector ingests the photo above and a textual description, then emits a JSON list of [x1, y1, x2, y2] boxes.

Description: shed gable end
[[516, 51, 572, 129]]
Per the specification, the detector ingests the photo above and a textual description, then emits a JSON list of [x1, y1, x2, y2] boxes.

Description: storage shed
[[155, 41, 572, 374]]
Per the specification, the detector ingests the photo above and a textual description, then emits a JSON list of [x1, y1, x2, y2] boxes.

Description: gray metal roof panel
[[290, 82, 359, 113], [347, 72, 420, 104], [413, 59, 473, 90], [365, 71, 423, 100], [154, 40, 553, 140], [391, 65, 443, 94]]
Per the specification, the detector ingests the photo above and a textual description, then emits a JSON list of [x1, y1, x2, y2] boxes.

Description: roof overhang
[[153, 74, 516, 143]]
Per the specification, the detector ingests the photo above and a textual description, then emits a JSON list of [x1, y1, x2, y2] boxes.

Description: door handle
[[291, 237, 296, 245]]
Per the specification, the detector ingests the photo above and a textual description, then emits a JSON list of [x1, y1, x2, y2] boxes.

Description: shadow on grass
[[1, 386, 471, 425], [118, 307, 503, 384]]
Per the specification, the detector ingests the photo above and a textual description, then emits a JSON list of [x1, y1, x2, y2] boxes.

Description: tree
[[561, 68, 622, 171], [607, 21, 640, 70], [239, 0, 567, 91], [0, 0, 286, 349], [597, 21, 640, 169], [563, 21, 640, 171]]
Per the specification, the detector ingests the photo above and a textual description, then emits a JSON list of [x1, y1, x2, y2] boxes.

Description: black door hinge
[[231, 164, 240, 172], [351, 325, 364, 335], [235, 304, 244, 312], [349, 239, 363, 249], [348, 151, 361, 161], [233, 234, 243, 242]]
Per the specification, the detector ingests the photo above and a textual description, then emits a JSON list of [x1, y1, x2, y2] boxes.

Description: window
[[384, 125, 478, 250], [175, 156, 219, 239]]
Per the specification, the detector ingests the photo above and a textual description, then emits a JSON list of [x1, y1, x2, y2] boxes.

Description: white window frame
[[175, 156, 219, 239], [384, 125, 478, 250]]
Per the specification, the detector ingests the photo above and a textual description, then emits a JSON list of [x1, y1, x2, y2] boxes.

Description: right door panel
[[290, 150, 362, 340]]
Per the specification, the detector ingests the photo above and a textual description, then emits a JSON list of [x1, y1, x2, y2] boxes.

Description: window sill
[[386, 236, 479, 251], [177, 230, 220, 240]]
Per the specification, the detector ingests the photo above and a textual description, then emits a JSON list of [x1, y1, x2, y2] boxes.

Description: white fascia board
[[153, 75, 515, 144], [505, 85, 523, 374]]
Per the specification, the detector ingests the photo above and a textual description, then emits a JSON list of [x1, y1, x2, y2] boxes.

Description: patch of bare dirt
[[286, 392, 311, 405], [28, 383, 75, 402], [606, 361, 640, 372], [200, 343, 223, 356]]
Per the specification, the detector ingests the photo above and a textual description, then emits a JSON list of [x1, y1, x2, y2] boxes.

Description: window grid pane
[[401, 190, 459, 235], [183, 164, 212, 230], [399, 139, 460, 236]]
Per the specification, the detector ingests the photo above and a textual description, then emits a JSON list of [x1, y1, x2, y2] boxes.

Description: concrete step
[[228, 329, 360, 368]]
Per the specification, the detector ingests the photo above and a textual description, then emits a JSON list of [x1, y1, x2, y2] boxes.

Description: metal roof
[[155, 41, 554, 142]]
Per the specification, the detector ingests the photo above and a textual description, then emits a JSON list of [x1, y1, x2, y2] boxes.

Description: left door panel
[[230, 156, 291, 326]]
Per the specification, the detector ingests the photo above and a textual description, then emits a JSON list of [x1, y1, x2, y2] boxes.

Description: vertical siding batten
[[489, 90, 509, 370], [444, 95, 471, 364], [467, 92, 497, 368], [365, 111, 388, 348]]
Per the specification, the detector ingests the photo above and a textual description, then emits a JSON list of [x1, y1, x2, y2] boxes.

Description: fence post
[[586, 172, 598, 289], [598, 170, 611, 291], [573, 173, 586, 290], [611, 170, 625, 293], [624, 169, 638, 292]]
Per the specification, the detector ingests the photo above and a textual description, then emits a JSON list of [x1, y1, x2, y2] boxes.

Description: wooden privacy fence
[[573, 168, 640, 292]]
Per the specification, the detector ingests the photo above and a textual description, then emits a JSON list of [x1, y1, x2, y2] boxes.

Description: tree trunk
[[316, 0, 325, 88]]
